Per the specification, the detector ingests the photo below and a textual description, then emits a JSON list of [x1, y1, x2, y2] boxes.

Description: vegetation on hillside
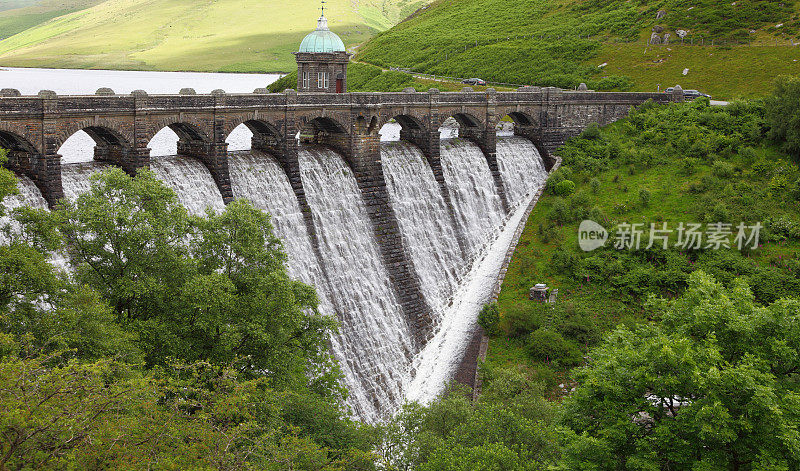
[[0, 0, 432, 72], [357, 0, 800, 96], [0, 0, 102, 40]]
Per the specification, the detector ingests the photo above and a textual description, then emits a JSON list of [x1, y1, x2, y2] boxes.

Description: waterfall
[[381, 142, 465, 316], [1, 174, 48, 243], [227, 150, 390, 421], [440, 139, 506, 257], [496, 137, 547, 207], [6, 135, 547, 422], [149, 156, 226, 216], [297, 146, 415, 422], [61, 161, 110, 201]]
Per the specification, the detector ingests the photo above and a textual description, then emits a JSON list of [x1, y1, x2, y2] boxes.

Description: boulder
[[663, 33, 671, 44], [656, 9, 667, 19], [649, 32, 662, 44], [652, 25, 664, 33], [676, 29, 688, 38]]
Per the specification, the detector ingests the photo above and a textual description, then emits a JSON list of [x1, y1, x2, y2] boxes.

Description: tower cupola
[[294, 9, 351, 93]]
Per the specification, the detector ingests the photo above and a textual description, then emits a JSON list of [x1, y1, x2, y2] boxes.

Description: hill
[[481, 92, 800, 393], [0, 0, 102, 40], [356, 0, 800, 98], [0, 0, 431, 72]]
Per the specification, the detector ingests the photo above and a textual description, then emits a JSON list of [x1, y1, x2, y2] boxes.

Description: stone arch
[[225, 118, 284, 154], [298, 116, 350, 159], [0, 130, 42, 178], [495, 110, 551, 168], [0, 130, 62, 206], [54, 118, 134, 153]]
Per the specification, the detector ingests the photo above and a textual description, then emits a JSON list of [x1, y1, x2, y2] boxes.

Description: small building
[[294, 13, 351, 93], [530, 283, 549, 302]]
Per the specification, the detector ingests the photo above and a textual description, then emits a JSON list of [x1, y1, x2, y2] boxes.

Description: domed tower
[[294, 13, 351, 93]]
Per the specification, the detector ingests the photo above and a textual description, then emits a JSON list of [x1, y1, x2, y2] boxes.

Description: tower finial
[[320, 0, 326, 16]]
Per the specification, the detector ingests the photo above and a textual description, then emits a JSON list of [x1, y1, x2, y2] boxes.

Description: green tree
[[57, 168, 338, 391], [562, 271, 800, 470], [766, 76, 800, 161]]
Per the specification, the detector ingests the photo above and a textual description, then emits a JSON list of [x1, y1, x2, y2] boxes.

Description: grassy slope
[[0, 0, 102, 40], [486, 99, 800, 391], [0, 0, 431, 72], [356, 0, 800, 98]]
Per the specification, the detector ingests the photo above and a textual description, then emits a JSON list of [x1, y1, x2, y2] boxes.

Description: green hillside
[[0, 0, 431, 72], [357, 0, 800, 98], [0, 0, 102, 40]]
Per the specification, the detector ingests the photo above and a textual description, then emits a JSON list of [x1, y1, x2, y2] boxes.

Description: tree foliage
[[562, 271, 800, 469]]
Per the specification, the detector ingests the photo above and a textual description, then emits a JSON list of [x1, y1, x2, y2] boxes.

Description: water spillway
[[2, 136, 548, 422], [0, 175, 48, 244]]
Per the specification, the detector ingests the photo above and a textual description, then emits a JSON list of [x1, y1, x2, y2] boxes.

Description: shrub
[[478, 303, 501, 336], [554, 180, 576, 196], [581, 123, 602, 140], [638, 188, 651, 208], [501, 302, 546, 337], [590, 178, 600, 193], [712, 160, 735, 178], [549, 198, 572, 225], [681, 158, 699, 175], [527, 328, 582, 367]]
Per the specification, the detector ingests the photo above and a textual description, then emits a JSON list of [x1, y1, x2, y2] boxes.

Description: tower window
[[317, 71, 329, 89], [302, 71, 310, 88]]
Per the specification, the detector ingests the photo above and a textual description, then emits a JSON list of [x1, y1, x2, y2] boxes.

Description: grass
[[590, 40, 800, 99], [0, 0, 102, 40], [0, 0, 432, 72]]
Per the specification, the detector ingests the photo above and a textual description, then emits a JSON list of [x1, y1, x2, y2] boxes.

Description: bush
[[554, 180, 576, 196], [478, 303, 501, 336], [638, 188, 651, 208], [501, 302, 546, 338], [581, 123, 602, 140], [527, 328, 582, 367], [549, 198, 572, 225], [712, 160, 735, 178], [590, 177, 600, 193]]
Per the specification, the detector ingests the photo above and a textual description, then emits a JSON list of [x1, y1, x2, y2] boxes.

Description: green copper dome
[[298, 16, 346, 53]]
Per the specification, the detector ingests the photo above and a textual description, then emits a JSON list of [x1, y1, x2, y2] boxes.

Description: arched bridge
[[0, 85, 677, 341]]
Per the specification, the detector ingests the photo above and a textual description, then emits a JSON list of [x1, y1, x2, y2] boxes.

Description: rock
[[749, 29, 756, 34], [677, 29, 688, 38], [663, 33, 671, 44], [682, 68, 689, 75], [649, 32, 662, 44], [776, 23, 784, 28], [656, 9, 667, 19], [652, 25, 664, 33], [577, 82, 588, 91], [598, 62, 607, 68]]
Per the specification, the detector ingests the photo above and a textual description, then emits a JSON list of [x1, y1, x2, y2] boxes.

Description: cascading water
[[149, 156, 226, 216], [440, 139, 506, 257], [61, 162, 110, 201], [298, 146, 415, 422], [0, 175, 48, 243], [406, 136, 550, 403], [381, 142, 465, 316], [227, 150, 387, 421], [496, 137, 547, 207], [5, 132, 547, 422]]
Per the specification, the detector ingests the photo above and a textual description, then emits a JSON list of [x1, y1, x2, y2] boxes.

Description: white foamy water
[[440, 139, 506, 257], [0, 174, 48, 243], [227, 150, 383, 420], [300, 146, 415, 422], [381, 142, 465, 316], [496, 137, 547, 207], [149, 156, 226, 216], [61, 161, 110, 201]]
